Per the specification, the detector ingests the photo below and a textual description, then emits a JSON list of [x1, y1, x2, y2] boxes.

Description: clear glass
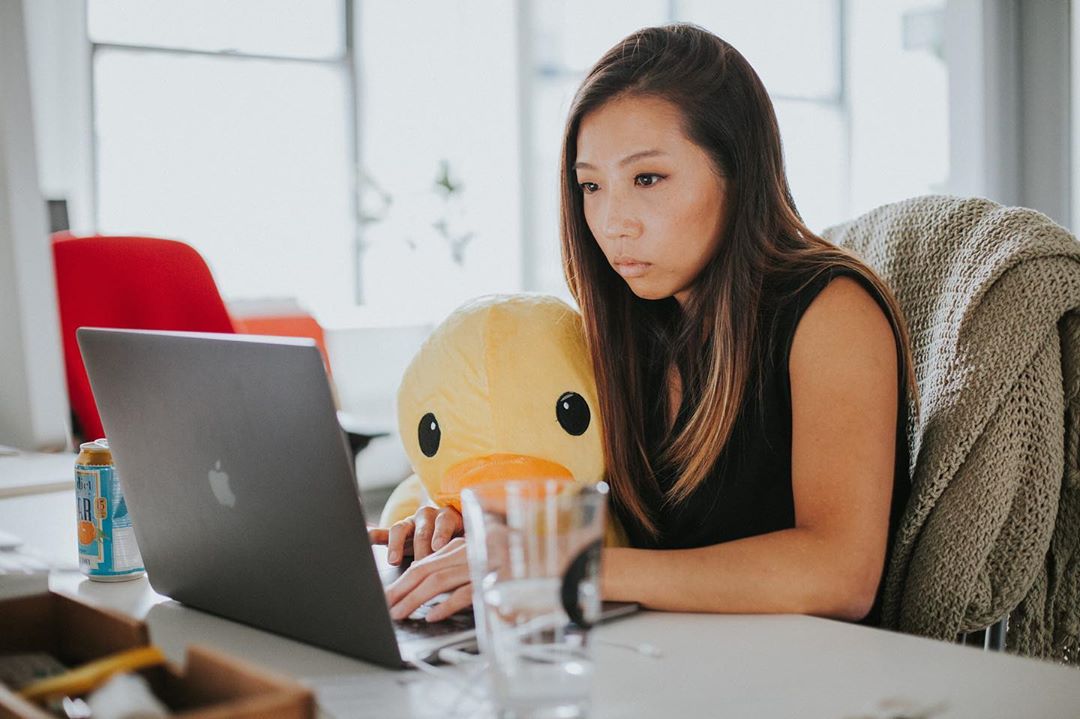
[[93, 48, 354, 316], [87, 0, 344, 59], [461, 481, 608, 719]]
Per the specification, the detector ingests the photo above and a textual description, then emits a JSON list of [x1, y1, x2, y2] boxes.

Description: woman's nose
[[600, 192, 641, 241]]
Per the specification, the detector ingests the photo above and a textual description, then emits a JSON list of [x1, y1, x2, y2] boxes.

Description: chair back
[[52, 233, 235, 440], [822, 196, 1080, 661]]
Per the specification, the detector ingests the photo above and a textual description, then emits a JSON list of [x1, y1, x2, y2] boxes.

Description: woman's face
[[575, 94, 728, 306]]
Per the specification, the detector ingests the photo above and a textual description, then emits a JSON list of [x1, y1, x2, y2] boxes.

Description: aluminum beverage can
[[75, 438, 145, 582]]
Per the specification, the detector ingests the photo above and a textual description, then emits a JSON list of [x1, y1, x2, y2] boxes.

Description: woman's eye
[[635, 173, 663, 187], [579, 182, 599, 194]]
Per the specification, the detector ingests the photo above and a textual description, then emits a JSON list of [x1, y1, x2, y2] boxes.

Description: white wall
[[0, 0, 70, 451], [847, 1, 949, 220], [946, 0, 1072, 229], [1017, 0, 1071, 229], [23, 0, 94, 232], [1073, 0, 1080, 232]]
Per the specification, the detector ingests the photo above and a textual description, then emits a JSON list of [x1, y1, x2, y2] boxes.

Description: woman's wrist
[[600, 547, 630, 601]]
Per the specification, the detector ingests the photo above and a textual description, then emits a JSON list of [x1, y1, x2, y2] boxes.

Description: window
[[87, 1, 951, 316], [524, 0, 949, 298], [354, 1, 522, 321], [89, 0, 356, 317], [847, 1, 949, 219], [524, 0, 672, 299]]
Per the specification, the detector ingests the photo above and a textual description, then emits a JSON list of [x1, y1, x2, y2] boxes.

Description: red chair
[[53, 233, 236, 441], [51, 234, 376, 451]]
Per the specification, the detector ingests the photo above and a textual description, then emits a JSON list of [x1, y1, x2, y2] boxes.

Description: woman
[[373, 23, 915, 626]]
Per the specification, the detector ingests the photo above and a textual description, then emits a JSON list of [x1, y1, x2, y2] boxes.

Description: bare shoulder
[[786, 276, 899, 615], [789, 275, 897, 389]]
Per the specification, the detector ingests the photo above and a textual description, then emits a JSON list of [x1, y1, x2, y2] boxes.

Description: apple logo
[[208, 460, 236, 508]]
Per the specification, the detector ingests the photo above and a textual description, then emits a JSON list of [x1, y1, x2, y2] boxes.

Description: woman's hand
[[368, 505, 464, 565], [385, 537, 472, 622]]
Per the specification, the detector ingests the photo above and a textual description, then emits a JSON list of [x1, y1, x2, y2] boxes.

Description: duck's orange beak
[[439, 453, 575, 511]]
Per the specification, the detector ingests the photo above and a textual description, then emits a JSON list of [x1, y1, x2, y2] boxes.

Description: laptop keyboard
[[394, 599, 475, 642]]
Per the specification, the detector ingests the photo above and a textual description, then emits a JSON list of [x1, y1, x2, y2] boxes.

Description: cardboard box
[[0, 592, 314, 718]]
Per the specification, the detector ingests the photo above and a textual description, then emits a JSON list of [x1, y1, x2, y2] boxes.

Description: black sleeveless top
[[615, 267, 910, 625]]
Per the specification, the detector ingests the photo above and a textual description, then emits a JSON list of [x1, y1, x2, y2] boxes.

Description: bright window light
[[680, 0, 840, 99], [355, 1, 522, 321], [94, 48, 354, 315], [88, 0, 344, 59], [525, 0, 949, 296]]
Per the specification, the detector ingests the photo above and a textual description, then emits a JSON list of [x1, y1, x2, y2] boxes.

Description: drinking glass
[[460, 480, 608, 719]]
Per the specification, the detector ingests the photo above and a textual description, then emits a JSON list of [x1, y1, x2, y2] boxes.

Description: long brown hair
[[560, 24, 917, 539]]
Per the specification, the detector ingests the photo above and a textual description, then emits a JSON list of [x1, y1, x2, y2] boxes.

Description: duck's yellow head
[[396, 294, 603, 511]]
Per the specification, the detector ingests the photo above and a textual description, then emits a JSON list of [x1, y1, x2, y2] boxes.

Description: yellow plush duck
[[380, 294, 624, 545]]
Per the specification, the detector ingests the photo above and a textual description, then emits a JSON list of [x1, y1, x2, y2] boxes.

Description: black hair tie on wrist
[[560, 539, 603, 629]]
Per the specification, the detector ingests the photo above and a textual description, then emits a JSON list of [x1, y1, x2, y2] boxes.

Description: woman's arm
[[387, 278, 899, 622], [604, 277, 899, 621]]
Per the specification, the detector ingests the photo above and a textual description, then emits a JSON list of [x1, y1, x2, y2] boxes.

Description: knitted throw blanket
[[822, 195, 1080, 664]]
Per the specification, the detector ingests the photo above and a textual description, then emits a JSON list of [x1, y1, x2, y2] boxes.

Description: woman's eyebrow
[[574, 149, 668, 171]]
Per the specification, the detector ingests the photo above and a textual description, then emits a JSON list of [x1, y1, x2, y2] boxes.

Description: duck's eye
[[418, 412, 441, 457], [556, 392, 590, 436]]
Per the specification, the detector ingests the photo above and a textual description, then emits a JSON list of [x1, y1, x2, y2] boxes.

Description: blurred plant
[[357, 169, 393, 229], [431, 159, 474, 265], [356, 159, 473, 266]]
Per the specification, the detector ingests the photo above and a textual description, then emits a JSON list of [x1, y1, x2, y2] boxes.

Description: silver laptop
[[78, 328, 634, 668]]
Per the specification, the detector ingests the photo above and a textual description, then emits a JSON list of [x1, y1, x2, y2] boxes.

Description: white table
[[0, 450, 75, 499], [3, 457, 1079, 718]]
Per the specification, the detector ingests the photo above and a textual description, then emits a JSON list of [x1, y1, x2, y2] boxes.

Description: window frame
[[85, 0, 366, 302], [518, 0, 848, 295]]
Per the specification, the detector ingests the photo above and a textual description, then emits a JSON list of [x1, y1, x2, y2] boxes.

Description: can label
[[75, 463, 144, 578]]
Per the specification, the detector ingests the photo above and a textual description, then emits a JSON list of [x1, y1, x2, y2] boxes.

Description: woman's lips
[[613, 261, 651, 278]]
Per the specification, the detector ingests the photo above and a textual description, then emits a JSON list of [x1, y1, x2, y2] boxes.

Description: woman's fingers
[[389, 565, 471, 620], [378, 505, 462, 566], [377, 510, 470, 622], [424, 583, 473, 622], [412, 506, 439, 561], [387, 513, 420, 565], [431, 507, 464, 551], [386, 538, 470, 620], [385, 537, 467, 605]]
